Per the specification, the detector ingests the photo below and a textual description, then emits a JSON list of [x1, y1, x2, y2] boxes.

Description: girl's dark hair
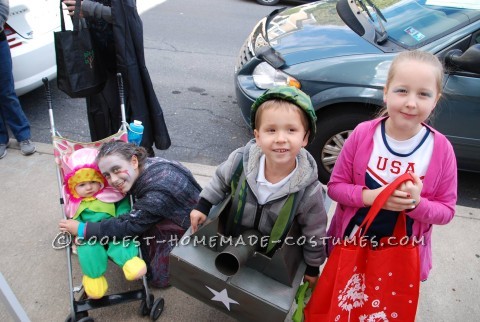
[[96, 141, 148, 169]]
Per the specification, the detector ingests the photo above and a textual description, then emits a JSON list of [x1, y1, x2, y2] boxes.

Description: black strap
[[59, 0, 82, 32], [59, 0, 65, 31]]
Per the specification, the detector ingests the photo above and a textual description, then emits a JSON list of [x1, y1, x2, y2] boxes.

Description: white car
[[6, 0, 71, 96]]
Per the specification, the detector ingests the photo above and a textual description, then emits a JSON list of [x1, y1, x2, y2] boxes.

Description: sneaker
[[0, 141, 9, 159], [19, 139, 36, 156]]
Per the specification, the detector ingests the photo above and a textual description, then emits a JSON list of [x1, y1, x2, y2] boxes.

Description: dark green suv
[[235, 0, 480, 183]]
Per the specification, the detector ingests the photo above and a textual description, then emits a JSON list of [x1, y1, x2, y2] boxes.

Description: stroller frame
[[44, 75, 164, 322]]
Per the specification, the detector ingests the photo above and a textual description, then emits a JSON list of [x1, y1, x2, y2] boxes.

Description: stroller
[[45, 75, 164, 322]]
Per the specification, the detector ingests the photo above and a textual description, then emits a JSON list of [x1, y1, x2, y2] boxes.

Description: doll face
[[75, 181, 102, 198], [98, 154, 139, 194]]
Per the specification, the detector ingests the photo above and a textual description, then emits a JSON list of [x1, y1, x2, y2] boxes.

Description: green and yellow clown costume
[[63, 148, 146, 299]]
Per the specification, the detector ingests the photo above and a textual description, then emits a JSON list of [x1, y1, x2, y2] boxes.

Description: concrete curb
[[7, 140, 54, 155]]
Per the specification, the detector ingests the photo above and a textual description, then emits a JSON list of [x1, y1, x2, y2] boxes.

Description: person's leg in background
[[0, 38, 36, 159]]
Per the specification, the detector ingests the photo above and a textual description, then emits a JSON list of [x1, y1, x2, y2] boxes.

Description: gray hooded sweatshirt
[[198, 139, 327, 274]]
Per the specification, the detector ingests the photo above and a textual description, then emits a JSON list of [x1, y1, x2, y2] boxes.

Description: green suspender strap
[[266, 192, 298, 254], [225, 159, 247, 236], [225, 156, 302, 253]]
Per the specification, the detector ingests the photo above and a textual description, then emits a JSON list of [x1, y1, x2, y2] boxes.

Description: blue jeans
[[0, 39, 31, 144]]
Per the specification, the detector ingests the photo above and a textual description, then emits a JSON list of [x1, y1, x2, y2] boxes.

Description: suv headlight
[[253, 62, 300, 89]]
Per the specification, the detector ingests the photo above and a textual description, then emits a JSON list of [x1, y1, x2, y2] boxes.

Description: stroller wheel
[[65, 311, 89, 322], [78, 318, 94, 322], [149, 297, 165, 320], [139, 294, 154, 316]]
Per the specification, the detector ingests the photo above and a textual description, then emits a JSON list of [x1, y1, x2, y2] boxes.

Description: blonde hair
[[254, 99, 309, 132], [379, 50, 444, 117]]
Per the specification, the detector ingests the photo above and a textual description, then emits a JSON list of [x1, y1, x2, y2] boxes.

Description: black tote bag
[[54, 0, 106, 98]]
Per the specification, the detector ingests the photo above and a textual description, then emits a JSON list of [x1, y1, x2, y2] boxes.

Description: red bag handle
[[391, 207, 407, 239], [357, 172, 414, 239]]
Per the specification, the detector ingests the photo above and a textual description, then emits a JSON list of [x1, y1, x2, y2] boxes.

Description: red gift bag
[[305, 173, 420, 322]]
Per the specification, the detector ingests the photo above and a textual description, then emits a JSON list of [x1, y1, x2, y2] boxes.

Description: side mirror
[[445, 44, 480, 74]]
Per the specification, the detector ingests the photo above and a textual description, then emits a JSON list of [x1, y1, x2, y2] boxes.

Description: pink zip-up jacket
[[327, 117, 457, 280]]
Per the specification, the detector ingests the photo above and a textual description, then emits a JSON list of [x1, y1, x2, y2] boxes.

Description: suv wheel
[[308, 107, 376, 183], [256, 0, 280, 5]]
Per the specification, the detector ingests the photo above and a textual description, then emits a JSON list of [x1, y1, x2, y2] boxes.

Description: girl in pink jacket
[[327, 51, 457, 281]]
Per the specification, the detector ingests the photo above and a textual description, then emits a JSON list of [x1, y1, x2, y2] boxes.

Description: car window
[[375, 0, 480, 48]]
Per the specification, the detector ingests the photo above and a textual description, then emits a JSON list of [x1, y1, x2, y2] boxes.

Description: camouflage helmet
[[251, 86, 317, 144]]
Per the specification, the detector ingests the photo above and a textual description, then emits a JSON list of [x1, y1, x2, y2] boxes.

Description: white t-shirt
[[367, 123, 434, 186], [255, 155, 298, 205]]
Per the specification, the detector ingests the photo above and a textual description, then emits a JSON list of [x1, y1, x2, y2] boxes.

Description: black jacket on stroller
[[87, 0, 171, 150]]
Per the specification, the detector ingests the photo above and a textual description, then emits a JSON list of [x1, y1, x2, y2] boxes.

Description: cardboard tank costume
[[170, 86, 330, 321], [62, 147, 146, 299]]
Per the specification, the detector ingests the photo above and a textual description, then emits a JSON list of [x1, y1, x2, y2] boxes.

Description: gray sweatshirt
[[82, 0, 112, 23], [199, 139, 328, 271]]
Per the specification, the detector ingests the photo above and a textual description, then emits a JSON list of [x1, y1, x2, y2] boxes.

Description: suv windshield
[[265, 0, 480, 50], [359, 0, 480, 48]]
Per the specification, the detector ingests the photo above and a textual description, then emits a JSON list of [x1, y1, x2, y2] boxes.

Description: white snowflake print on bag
[[359, 311, 389, 322], [337, 272, 369, 322]]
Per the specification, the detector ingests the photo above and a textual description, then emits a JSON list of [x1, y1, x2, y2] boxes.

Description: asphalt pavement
[[0, 141, 479, 322]]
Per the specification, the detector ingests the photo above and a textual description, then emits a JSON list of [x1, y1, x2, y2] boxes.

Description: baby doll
[[63, 147, 146, 299]]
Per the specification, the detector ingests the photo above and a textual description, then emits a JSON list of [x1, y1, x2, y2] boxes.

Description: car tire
[[307, 107, 376, 184], [256, 0, 280, 5]]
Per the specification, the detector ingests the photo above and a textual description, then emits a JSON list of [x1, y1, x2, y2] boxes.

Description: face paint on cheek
[[117, 169, 130, 177]]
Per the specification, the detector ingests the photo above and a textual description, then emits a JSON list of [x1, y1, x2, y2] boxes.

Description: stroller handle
[[43, 78, 56, 136], [116, 73, 127, 131]]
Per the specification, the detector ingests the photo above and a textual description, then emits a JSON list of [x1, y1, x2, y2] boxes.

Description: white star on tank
[[205, 286, 239, 311]]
